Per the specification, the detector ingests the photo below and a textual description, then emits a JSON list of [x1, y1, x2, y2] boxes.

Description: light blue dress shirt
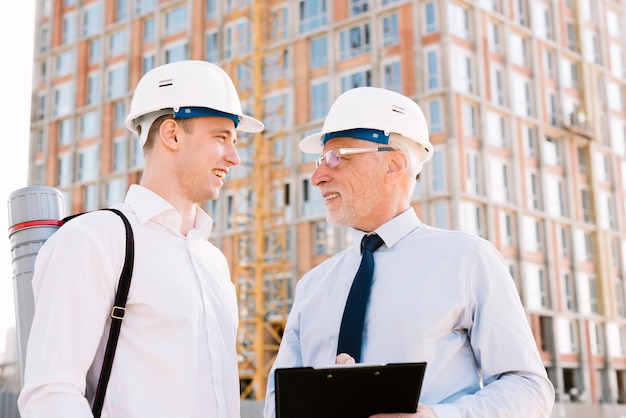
[[264, 208, 554, 418]]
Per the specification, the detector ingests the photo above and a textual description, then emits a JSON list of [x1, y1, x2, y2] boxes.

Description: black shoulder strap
[[89, 208, 134, 418]]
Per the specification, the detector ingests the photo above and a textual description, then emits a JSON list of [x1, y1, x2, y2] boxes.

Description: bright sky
[[0, 3, 35, 353]]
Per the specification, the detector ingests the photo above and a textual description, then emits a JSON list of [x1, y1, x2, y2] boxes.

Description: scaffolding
[[231, 0, 290, 400]]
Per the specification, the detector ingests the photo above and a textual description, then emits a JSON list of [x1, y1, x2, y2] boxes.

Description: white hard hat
[[126, 60, 264, 145], [300, 87, 432, 164]]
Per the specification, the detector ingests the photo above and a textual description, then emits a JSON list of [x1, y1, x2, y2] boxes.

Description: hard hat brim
[[238, 114, 265, 133], [299, 132, 324, 153]]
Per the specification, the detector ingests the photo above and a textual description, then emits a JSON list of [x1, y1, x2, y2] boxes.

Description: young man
[[264, 87, 554, 417], [18, 60, 263, 418]]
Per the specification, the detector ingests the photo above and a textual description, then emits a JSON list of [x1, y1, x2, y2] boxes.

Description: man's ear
[[385, 151, 409, 184], [158, 119, 179, 150]]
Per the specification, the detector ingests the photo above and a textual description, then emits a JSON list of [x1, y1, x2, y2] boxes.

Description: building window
[[83, 184, 98, 212], [58, 153, 73, 187], [313, 221, 336, 255], [113, 139, 127, 172], [428, 99, 443, 133], [382, 60, 401, 93], [136, 0, 157, 15], [132, 136, 145, 168], [301, 177, 325, 216], [426, 48, 440, 90], [108, 64, 128, 99], [527, 171, 542, 210], [512, 75, 532, 117], [522, 216, 543, 252], [546, 175, 567, 217], [588, 276, 599, 313], [543, 49, 555, 78], [89, 39, 101, 65], [431, 148, 446, 192], [115, 0, 128, 21], [513, 0, 528, 26], [489, 159, 511, 203], [339, 23, 370, 60], [449, 3, 470, 39], [543, 136, 562, 165], [86, 72, 100, 105], [616, 279, 626, 317], [105, 178, 127, 207], [432, 201, 448, 229], [525, 263, 549, 309], [382, 13, 398, 47], [114, 102, 125, 129], [310, 36, 328, 69], [299, 0, 327, 34], [566, 20, 578, 51], [144, 17, 155, 44], [486, 111, 506, 147], [311, 81, 329, 121], [499, 211, 514, 246], [452, 50, 474, 93], [563, 272, 577, 312], [509, 32, 528, 66], [206, 0, 217, 20], [340, 69, 372, 91], [581, 189, 592, 223], [58, 119, 73, 146], [490, 66, 504, 105], [109, 29, 128, 57], [424, 1, 437, 34], [466, 151, 481, 195], [488, 21, 501, 53], [205, 31, 218, 63], [165, 42, 189, 63], [460, 201, 484, 237], [56, 50, 75, 77], [78, 145, 99, 182], [165, 5, 188, 36], [79, 110, 100, 139], [350, 0, 368, 16], [143, 54, 155, 74], [558, 224, 571, 257], [82, 3, 103, 36], [463, 102, 476, 137], [62, 13, 77, 44], [54, 82, 75, 117], [39, 25, 50, 53], [270, 5, 289, 43]]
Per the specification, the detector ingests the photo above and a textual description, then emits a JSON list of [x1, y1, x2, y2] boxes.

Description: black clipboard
[[275, 362, 427, 418]]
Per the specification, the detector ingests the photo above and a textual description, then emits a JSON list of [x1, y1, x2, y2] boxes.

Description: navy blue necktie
[[336, 233, 385, 363]]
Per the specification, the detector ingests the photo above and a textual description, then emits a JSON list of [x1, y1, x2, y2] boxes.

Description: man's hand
[[369, 403, 437, 418], [336, 353, 356, 364]]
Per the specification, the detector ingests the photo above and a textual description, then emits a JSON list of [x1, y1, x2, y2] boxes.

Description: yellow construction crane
[[231, 0, 290, 400]]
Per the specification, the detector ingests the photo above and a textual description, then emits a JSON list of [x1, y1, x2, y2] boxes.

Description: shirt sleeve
[[18, 212, 126, 418], [439, 240, 555, 417]]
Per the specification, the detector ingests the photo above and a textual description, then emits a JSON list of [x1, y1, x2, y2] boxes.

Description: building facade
[[25, 0, 626, 414]]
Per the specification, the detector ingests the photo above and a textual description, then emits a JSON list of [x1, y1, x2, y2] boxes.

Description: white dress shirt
[[19, 185, 240, 418], [264, 208, 554, 418]]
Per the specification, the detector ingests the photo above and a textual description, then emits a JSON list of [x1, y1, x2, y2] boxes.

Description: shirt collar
[[349, 208, 421, 251], [124, 184, 214, 239]]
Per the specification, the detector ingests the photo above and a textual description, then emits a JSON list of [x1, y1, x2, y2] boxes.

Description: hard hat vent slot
[[391, 105, 405, 114], [158, 79, 174, 88]]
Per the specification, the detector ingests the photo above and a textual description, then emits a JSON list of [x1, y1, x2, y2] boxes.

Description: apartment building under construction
[[24, 0, 626, 415]]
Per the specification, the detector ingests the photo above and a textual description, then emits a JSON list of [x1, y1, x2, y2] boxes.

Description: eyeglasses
[[315, 147, 394, 168]]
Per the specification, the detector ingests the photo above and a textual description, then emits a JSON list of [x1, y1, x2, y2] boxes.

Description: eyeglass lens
[[316, 150, 341, 168]]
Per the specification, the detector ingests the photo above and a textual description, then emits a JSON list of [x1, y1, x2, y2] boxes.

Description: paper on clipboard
[[274, 362, 426, 418]]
